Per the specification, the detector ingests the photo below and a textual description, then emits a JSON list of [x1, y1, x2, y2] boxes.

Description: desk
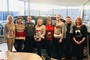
[[8, 52, 42, 60]]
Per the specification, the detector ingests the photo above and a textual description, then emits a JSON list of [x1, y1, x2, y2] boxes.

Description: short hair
[[27, 16, 32, 19], [66, 16, 71, 18]]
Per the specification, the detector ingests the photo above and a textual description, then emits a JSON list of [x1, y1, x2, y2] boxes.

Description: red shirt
[[45, 25, 54, 40], [15, 31, 25, 37]]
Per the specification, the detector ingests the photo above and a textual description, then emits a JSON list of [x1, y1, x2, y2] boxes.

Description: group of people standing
[[4, 14, 87, 60]]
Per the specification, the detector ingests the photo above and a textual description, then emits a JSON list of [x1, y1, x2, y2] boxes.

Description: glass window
[[25, 2, 29, 15], [54, 6, 67, 19], [39, 4, 53, 16], [0, 0, 2, 20], [9, 0, 24, 16], [30, 3, 39, 16], [0, 0, 8, 21], [67, 6, 80, 21], [0, 0, 8, 35], [84, 5, 90, 32], [30, 3, 53, 16]]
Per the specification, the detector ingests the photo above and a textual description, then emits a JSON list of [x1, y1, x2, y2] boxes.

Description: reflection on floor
[[0, 43, 16, 51], [0, 43, 89, 60], [7, 52, 42, 60]]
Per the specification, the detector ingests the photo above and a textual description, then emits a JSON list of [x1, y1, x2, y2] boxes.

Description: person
[[34, 18, 46, 56], [73, 17, 87, 60], [45, 19, 54, 57], [64, 16, 73, 60], [15, 17, 25, 52], [24, 16, 35, 52], [54, 14, 65, 60], [4, 15, 15, 52]]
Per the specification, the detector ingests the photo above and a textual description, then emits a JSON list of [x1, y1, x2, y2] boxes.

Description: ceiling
[[19, 0, 90, 6]]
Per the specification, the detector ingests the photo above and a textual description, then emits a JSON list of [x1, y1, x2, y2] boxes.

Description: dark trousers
[[35, 40, 43, 56], [14, 39, 24, 52], [54, 38, 63, 60], [45, 40, 53, 57], [64, 38, 73, 60], [23, 36, 34, 52], [75, 43, 84, 60]]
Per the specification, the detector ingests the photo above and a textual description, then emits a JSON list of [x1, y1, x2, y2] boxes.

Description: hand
[[76, 41, 79, 44], [38, 38, 41, 41], [41, 36, 45, 39], [79, 41, 83, 44], [5, 40, 7, 43], [42, 36, 45, 39], [75, 41, 82, 45], [34, 38, 37, 41], [59, 39, 62, 43]]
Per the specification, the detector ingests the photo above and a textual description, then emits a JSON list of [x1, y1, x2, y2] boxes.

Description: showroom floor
[[0, 43, 89, 60]]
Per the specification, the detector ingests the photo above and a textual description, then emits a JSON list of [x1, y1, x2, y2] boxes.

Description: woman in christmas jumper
[[4, 15, 15, 52], [73, 17, 87, 60], [15, 17, 25, 52], [45, 19, 54, 57], [54, 14, 65, 60], [34, 18, 46, 56]]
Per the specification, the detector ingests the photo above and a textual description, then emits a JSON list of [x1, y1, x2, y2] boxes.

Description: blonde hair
[[37, 18, 43, 25], [74, 17, 83, 26], [7, 15, 13, 20], [56, 14, 61, 18]]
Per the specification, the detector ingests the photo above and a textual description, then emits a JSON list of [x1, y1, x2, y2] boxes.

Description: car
[[14, 16, 66, 25]]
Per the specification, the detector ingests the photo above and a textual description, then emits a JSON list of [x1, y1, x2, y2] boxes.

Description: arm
[[34, 25, 37, 40], [80, 25, 87, 43], [60, 23, 65, 41], [13, 24, 15, 38], [72, 26, 77, 43], [33, 24, 36, 37], [4, 24, 7, 42], [80, 37, 86, 43], [58, 23, 65, 43], [73, 37, 77, 43], [41, 25, 46, 39], [23, 24, 26, 40], [54, 26, 56, 34]]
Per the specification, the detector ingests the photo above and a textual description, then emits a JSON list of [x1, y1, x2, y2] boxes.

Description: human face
[[17, 19, 22, 24], [38, 19, 43, 25], [8, 16, 13, 22], [48, 20, 52, 25], [76, 19, 81, 26], [66, 18, 71, 24], [56, 17, 60, 21], [27, 16, 32, 22]]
